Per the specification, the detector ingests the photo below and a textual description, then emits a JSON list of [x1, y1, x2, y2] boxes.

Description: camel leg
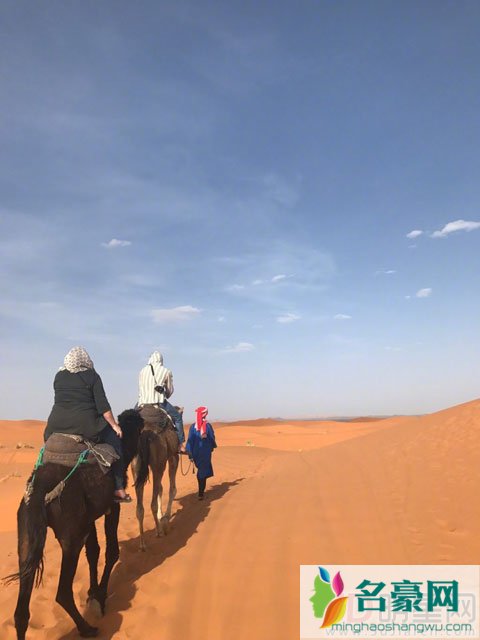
[[85, 524, 104, 618], [132, 455, 147, 551], [165, 454, 179, 520], [85, 524, 100, 603], [56, 538, 98, 638], [13, 502, 35, 640], [151, 464, 166, 537], [95, 504, 120, 613], [135, 479, 146, 552]]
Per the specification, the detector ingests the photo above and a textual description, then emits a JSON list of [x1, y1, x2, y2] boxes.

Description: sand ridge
[[0, 400, 479, 639]]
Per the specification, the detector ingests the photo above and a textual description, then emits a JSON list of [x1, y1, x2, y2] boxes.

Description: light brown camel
[[132, 406, 183, 551]]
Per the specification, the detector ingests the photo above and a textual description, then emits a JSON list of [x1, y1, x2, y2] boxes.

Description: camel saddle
[[139, 404, 176, 433], [43, 433, 119, 474]]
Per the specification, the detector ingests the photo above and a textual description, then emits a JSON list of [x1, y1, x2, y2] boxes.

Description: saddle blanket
[[43, 433, 119, 473], [139, 404, 175, 431]]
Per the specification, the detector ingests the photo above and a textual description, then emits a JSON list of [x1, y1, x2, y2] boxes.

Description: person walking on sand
[[138, 350, 186, 452], [186, 406, 217, 500]]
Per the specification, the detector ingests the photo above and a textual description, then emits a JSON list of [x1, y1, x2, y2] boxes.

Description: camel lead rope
[[179, 453, 194, 476]]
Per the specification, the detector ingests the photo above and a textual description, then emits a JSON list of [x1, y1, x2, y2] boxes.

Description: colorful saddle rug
[[43, 433, 119, 471], [24, 433, 120, 506]]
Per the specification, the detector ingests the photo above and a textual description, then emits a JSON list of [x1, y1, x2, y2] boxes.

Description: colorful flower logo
[[309, 566, 348, 628]]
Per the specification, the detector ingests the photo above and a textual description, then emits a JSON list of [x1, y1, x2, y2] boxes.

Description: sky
[[1, 0, 480, 421]]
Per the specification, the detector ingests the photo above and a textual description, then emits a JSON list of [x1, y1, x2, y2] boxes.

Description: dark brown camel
[[133, 407, 182, 551], [8, 409, 143, 640]]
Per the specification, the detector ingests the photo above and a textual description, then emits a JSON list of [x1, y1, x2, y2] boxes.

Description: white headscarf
[[148, 351, 164, 366], [61, 346, 94, 373]]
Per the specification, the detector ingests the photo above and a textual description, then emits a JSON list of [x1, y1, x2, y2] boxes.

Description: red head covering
[[195, 406, 208, 438]]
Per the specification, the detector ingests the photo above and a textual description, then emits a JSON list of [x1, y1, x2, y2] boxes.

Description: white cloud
[[151, 305, 201, 323], [101, 238, 132, 248], [375, 269, 397, 276], [276, 313, 300, 324], [334, 314, 352, 320], [233, 274, 290, 289], [431, 219, 480, 238], [221, 342, 254, 353], [416, 288, 432, 298], [406, 230, 423, 239], [218, 316, 226, 322], [405, 295, 411, 300]]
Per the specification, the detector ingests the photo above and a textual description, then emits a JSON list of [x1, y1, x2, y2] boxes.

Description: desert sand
[[0, 400, 479, 639]]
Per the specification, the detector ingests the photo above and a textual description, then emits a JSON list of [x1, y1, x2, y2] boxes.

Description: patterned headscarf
[[62, 347, 94, 373], [195, 406, 208, 438]]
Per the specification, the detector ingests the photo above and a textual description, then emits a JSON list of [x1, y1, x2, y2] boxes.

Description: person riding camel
[[44, 346, 131, 502], [137, 351, 186, 453]]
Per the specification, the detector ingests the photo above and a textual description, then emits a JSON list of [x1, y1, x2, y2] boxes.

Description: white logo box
[[300, 565, 480, 639]]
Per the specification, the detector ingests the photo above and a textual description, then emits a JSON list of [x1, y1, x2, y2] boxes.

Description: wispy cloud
[[416, 288, 432, 298], [219, 243, 335, 304], [221, 341, 254, 353], [243, 274, 290, 288], [375, 269, 397, 276], [276, 313, 300, 324], [101, 238, 132, 248], [334, 314, 352, 320], [431, 219, 480, 238], [406, 230, 423, 239], [151, 306, 201, 323]]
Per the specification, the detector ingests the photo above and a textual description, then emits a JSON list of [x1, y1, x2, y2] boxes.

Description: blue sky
[[1, 1, 479, 421]]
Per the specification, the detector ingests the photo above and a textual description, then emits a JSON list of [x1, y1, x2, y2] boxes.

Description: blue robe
[[186, 423, 216, 479]]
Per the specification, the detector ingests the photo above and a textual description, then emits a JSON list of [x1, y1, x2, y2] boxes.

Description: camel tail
[[135, 430, 152, 489], [5, 475, 48, 588]]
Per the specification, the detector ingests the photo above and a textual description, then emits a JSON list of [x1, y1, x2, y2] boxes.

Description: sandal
[[114, 493, 132, 503]]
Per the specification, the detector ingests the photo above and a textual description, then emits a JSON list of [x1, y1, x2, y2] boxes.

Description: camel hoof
[[79, 624, 99, 637], [86, 598, 103, 618], [160, 516, 169, 535]]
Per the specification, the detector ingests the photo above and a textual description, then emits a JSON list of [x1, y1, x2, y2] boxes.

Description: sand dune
[[0, 400, 479, 639]]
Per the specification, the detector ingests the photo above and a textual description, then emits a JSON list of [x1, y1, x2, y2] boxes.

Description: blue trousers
[[161, 400, 185, 444], [99, 426, 125, 490]]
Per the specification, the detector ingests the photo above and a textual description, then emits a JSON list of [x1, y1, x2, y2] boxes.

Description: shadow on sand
[[57, 478, 243, 640]]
